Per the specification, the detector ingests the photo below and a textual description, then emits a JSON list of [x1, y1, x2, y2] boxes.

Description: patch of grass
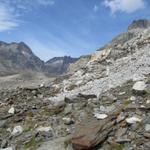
[[42, 105, 64, 116], [145, 89, 150, 96], [26, 111, 34, 118], [23, 119, 35, 132], [111, 144, 125, 150], [24, 137, 42, 150], [123, 99, 131, 107], [0, 128, 9, 135]]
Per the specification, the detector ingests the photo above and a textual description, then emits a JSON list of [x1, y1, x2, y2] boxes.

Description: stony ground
[[0, 72, 55, 91], [0, 74, 149, 150]]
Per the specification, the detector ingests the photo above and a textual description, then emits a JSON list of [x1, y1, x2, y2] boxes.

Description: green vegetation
[[24, 137, 42, 150]]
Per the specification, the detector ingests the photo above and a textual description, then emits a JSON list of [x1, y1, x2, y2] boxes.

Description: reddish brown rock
[[71, 107, 125, 150], [71, 115, 117, 150]]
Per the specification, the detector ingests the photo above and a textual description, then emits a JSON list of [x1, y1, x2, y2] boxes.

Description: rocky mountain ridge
[[0, 19, 150, 150], [44, 56, 78, 75], [0, 42, 78, 76], [0, 42, 44, 76]]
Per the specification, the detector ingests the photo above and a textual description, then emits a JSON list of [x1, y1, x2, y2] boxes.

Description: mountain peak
[[45, 56, 78, 75], [128, 19, 150, 30]]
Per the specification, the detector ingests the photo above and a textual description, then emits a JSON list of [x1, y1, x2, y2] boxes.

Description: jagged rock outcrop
[[44, 56, 78, 75], [67, 55, 91, 74], [128, 19, 150, 31]]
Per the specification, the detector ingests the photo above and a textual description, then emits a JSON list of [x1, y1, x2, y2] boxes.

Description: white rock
[[36, 126, 52, 132], [140, 105, 145, 108], [119, 92, 126, 95], [11, 125, 23, 136], [99, 105, 115, 113], [49, 97, 65, 107], [99, 106, 106, 112], [8, 107, 15, 114], [130, 96, 136, 101], [126, 117, 142, 124], [132, 81, 147, 92], [146, 100, 150, 104], [94, 113, 108, 120], [0, 147, 14, 150], [40, 84, 44, 87], [106, 66, 110, 76], [62, 117, 74, 125], [145, 124, 150, 132]]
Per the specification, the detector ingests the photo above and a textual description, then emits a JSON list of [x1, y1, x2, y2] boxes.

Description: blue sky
[[0, 0, 150, 61]]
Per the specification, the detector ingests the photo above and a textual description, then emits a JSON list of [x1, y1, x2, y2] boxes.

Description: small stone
[[36, 126, 53, 140], [1, 140, 8, 148], [8, 107, 15, 114], [0, 120, 7, 128], [49, 97, 65, 107], [117, 112, 126, 123], [62, 117, 74, 125], [140, 105, 145, 108], [36, 126, 52, 132], [99, 105, 115, 113], [144, 133, 150, 138], [145, 124, 150, 132], [132, 81, 147, 94], [130, 96, 136, 101], [119, 92, 126, 95], [126, 117, 142, 124], [116, 138, 131, 143], [115, 128, 127, 138], [64, 104, 73, 115], [146, 100, 150, 104], [94, 113, 108, 120], [99, 106, 106, 112], [11, 125, 23, 136], [40, 84, 44, 87], [38, 94, 44, 99]]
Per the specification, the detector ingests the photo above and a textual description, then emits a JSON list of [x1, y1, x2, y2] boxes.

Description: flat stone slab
[[71, 115, 117, 150]]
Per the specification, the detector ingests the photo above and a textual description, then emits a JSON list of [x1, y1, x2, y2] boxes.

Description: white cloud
[[0, 0, 56, 32], [0, 4, 19, 32], [104, 0, 145, 14], [93, 5, 99, 12], [37, 0, 55, 6]]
